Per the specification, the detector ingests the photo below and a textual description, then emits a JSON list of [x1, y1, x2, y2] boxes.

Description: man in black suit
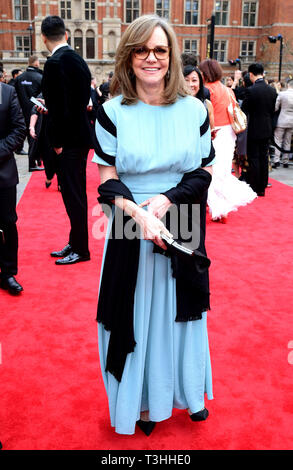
[[242, 63, 277, 196], [14, 55, 44, 170], [0, 82, 26, 294], [41, 15, 92, 265]]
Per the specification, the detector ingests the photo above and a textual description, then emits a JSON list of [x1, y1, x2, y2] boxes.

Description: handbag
[[226, 87, 247, 134]]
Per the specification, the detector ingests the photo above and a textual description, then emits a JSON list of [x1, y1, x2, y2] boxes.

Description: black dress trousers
[[246, 138, 270, 195], [0, 186, 18, 279], [56, 147, 90, 257]]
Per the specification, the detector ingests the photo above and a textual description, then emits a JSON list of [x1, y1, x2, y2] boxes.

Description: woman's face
[[131, 26, 170, 90], [184, 71, 200, 97]]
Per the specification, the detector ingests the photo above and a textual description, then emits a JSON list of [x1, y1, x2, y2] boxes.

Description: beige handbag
[[226, 88, 247, 134]]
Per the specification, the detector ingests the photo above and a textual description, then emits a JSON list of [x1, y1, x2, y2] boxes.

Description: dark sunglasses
[[132, 45, 171, 60]]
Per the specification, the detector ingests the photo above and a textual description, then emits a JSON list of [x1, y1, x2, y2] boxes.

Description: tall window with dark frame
[[213, 40, 227, 62], [15, 36, 30, 57], [85, 1, 96, 20], [60, 1, 72, 20], [185, 1, 199, 25], [74, 30, 83, 57], [215, 1, 229, 26], [125, 0, 140, 23], [14, 0, 29, 20], [242, 1, 257, 26], [86, 31, 95, 59], [184, 39, 198, 55], [156, 0, 170, 20], [240, 40, 255, 58]]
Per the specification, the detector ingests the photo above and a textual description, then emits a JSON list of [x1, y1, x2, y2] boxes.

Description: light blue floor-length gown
[[93, 94, 214, 435]]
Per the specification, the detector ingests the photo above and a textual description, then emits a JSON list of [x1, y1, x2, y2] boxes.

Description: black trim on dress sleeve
[[97, 105, 117, 137], [92, 132, 116, 166], [200, 111, 210, 137], [201, 143, 215, 167]]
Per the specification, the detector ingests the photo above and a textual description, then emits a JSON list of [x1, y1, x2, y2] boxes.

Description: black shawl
[[97, 168, 212, 382]]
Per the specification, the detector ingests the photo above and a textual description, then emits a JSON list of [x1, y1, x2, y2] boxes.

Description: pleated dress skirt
[[97, 173, 213, 435]]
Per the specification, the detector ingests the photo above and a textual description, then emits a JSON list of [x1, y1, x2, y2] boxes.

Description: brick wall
[[1, 0, 292, 81]]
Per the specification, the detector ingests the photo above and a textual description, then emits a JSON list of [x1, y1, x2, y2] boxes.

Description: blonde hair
[[110, 15, 190, 105]]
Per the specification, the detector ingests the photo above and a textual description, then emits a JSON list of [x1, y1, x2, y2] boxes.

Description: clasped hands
[[133, 194, 173, 250]]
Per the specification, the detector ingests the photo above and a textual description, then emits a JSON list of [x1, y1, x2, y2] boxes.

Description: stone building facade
[[1, 0, 293, 82]]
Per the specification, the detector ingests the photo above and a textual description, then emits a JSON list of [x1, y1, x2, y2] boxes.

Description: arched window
[[86, 30, 95, 59], [74, 29, 83, 57], [108, 31, 116, 58]]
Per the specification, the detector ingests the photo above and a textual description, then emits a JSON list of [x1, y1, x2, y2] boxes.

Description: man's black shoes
[[55, 252, 90, 265], [0, 276, 23, 295], [51, 244, 90, 264], [272, 162, 280, 169], [50, 244, 72, 258]]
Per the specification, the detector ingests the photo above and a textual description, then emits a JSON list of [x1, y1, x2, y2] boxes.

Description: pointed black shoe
[[0, 276, 23, 295], [136, 420, 156, 436], [55, 251, 90, 265], [189, 408, 209, 422], [50, 244, 72, 258]]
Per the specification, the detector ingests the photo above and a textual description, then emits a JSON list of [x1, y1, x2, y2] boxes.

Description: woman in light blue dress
[[93, 15, 214, 436]]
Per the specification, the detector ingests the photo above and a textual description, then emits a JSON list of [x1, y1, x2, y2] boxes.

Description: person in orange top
[[199, 59, 256, 222]]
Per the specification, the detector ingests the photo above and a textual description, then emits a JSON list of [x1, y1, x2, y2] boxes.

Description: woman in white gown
[[199, 59, 257, 223]]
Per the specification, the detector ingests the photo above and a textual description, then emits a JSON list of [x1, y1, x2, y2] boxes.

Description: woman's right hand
[[133, 207, 173, 250]]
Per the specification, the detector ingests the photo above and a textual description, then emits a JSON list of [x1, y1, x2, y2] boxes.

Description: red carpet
[[1, 159, 293, 450]]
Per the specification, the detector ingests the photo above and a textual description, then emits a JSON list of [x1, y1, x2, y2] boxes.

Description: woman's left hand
[[139, 194, 172, 220]]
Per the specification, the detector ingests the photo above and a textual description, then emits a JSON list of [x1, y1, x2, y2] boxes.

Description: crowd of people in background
[[2, 52, 293, 182], [1, 42, 293, 297], [1, 33, 293, 296]]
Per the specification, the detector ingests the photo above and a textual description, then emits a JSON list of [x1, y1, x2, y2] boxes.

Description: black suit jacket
[[0, 83, 26, 188], [14, 66, 43, 124], [41, 46, 92, 149], [242, 79, 277, 140]]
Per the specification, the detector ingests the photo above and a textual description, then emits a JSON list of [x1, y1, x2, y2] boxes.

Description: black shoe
[[136, 420, 156, 436], [45, 180, 52, 188], [257, 192, 265, 197], [272, 162, 280, 169], [50, 244, 72, 258], [29, 166, 45, 172], [55, 251, 90, 265], [189, 408, 209, 422], [283, 163, 289, 168], [0, 276, 23, 295], [15, 149, 28, 155]]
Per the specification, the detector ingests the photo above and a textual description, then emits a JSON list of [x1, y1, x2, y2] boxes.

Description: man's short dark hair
[[248, 63, 264, 76], [41, 15, 66, 41], [11, 69, 22, 78], [181, 52, 198, 67]]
